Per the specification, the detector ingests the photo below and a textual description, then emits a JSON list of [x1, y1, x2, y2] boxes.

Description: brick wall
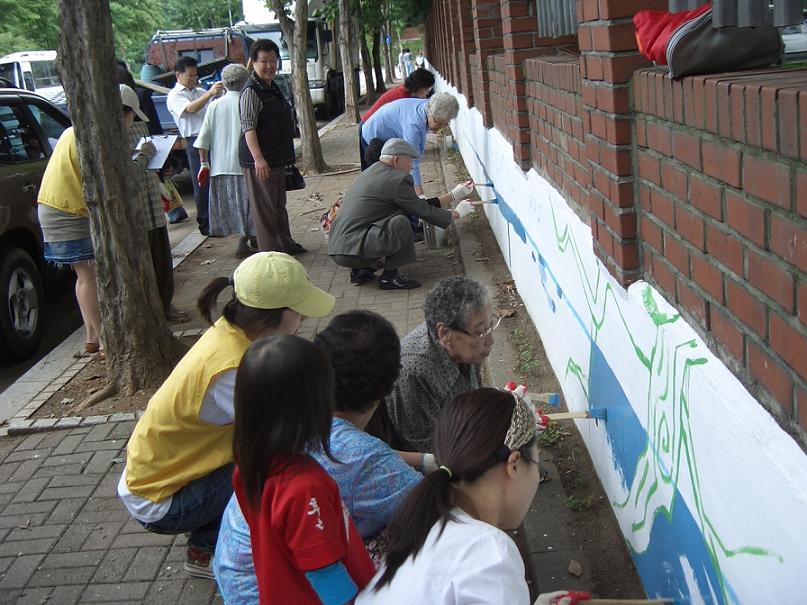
[[525, 56, 589, 221], [426, 0, 807, 445], [634, 69, 807, 438]]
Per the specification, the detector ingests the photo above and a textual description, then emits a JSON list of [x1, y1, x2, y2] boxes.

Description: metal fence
[[669, 0, 804, 27], [536, 0, 578, 38]]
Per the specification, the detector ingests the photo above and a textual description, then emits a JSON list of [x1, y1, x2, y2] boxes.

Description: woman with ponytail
[[356, 387, 571, 605], [117, 252, 334, 580]]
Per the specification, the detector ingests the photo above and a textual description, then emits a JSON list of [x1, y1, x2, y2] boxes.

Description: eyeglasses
[[453, 316, 502, 340]]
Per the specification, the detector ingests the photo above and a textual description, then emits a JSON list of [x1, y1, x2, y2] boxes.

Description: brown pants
[[243, 167, 295, 252]]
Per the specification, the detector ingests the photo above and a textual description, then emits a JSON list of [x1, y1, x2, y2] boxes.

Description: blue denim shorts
[[43, 237, 94, 265]]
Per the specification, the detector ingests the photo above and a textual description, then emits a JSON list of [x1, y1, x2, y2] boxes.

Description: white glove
[[137, 140, 157, 160], [455, 199, 475, 218], [421, 453, 438, 474], [533, 591, 576, 605], [450, 179, 474, 202]]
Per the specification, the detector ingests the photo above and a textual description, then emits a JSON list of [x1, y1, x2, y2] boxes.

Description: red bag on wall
[[634, 3, 712, 65]]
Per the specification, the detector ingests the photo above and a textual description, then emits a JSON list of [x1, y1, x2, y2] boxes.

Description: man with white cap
[[328, 138, 474, 290], [122, 83, 189, 323], [118, 252, 335, 579]]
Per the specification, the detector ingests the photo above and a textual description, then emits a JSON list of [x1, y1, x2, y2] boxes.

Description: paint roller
[[474, 181, 498, 203], [523, 392, 608, 422]]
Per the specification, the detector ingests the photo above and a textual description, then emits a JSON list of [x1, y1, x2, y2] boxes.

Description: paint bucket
[[423, 221, 448, 249]]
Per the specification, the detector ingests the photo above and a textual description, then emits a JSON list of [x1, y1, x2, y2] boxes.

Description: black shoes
[[285, 242, 308, 256], [350, 267, 376, 285], [378, 273, 421, 290]]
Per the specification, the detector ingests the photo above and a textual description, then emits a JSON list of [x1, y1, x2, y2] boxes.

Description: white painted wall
[[432, 66, 807, 603]]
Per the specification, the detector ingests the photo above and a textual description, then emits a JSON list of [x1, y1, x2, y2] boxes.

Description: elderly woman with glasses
[[372, 276, 500, 452]]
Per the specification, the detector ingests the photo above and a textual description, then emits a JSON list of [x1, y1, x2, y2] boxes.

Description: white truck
[[0, 51, 67, 109], [239, 0, 349, 117]]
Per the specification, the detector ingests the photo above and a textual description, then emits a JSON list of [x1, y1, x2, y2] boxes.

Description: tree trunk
[[356, 5, 376, 104], [57, 0, 183, 401], [371, 28, 385, 93], [338, 0, 360, 123], [383, 22, 393, 84], [269, 0, 327, 174]]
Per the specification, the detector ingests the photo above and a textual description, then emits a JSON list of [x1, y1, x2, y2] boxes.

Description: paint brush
[[469, 200, 496, 206], [545, 410, 608, 422], [583, 600, 672, 605]]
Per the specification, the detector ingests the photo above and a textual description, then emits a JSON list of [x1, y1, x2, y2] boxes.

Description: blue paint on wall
[[589, 343, 734, 604]]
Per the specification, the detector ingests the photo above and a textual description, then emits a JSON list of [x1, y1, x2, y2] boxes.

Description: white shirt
[[166, 83, 208, 138], [356, 508, 530, 605], [194, 91, 243, 176], [116, 370, 237, 523]]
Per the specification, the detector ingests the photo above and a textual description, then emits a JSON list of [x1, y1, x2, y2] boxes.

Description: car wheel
[[0, 246, 45, 362]]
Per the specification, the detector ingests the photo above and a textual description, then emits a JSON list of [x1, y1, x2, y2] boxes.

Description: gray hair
[[427, 93, 459, 123], [222, 64, 249, 91], [424, 276, 490, 333]]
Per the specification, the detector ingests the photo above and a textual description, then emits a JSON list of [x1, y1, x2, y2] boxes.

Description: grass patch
[[566, 494, 594, 512], [512, 328, 540, 375]]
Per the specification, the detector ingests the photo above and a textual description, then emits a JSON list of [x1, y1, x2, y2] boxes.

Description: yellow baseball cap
[[232, 252, 335, 318]]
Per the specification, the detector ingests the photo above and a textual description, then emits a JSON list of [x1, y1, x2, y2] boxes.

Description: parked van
[[0, 51, 67, 109]]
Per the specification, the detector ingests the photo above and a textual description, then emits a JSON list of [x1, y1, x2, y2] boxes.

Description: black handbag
[[285, 165, 306, 191], [666, 8, 783, 78]]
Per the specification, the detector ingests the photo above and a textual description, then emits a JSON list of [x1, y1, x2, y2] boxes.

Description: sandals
[[85, 342, 100, 354]]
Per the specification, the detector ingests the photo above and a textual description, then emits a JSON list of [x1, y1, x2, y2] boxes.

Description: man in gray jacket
[[328, 139, 474, 290]]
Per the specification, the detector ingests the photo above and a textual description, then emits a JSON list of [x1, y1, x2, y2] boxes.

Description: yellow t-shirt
[[37, 127, 88, 217]]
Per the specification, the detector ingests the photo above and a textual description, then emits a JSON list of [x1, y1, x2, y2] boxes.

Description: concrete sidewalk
[[0, 121, 471, 603]]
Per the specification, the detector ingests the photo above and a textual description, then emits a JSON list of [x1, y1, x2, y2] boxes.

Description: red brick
[[743, 155, 792, 209], [581, 0, 599, 23], [748, 341, 794, 412], [689, 174, 722, 220], [651, 253, 676, 295], [641, 215, 663, 253], [636, 119, 647, 147], [711, 306, 744, 363], [799, 171, 807, 219], [731, 83, 746, 143], [801, 282, 807, 326], [799, 386, 807, 432], [770, 313, 807, 382], [603, 54, 649, 84], [590, 22, 638, 52], [598, 0, 667, 19], [691, 252, 723, 302], [747, 249, 795, 312], [717, 81, 733, 140], [725, 192, 766, 248], [672, 130, 701, 170], [598, 143, 633, 177], [726, 279, 767, 337], [761, 86, 778, 152], [585, 56, 604, 81], [661, 161, 688, 200], [801, 90, 807, 162], [702, 140, 742, 188], [779, 89, 800, 159], [596, 85, 630, 114], [770, 214, 807, 273], [707, 223, 743, 276], [745, 84, 761, 147], [677, 277, 710, 328], [614, 240, 639, 269], [638, 150, 661, 186], [604, 203, 637, 239], [651, 188, 675, 228], [665, 232, 689, 274], [647, 121, 672, 156], [676, 204, 705, 251], [606, 118, 632, 146]]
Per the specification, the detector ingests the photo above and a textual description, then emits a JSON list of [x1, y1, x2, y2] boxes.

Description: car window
[[26, 102, 67, 151], [0, 103, 45, 162], [0, 62, 20, 86]]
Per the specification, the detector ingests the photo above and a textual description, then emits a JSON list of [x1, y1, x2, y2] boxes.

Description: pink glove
[[197, 162, 210, 188]]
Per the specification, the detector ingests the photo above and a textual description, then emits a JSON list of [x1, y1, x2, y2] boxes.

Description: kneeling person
[[328, 138, 473, 290]]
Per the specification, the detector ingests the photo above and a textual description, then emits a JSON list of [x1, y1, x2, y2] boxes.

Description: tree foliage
[[389, 0, 431, 29], [0, 0, 60, 56]]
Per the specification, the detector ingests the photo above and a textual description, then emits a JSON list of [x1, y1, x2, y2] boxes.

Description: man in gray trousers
[[328, 138, 474, 290]]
